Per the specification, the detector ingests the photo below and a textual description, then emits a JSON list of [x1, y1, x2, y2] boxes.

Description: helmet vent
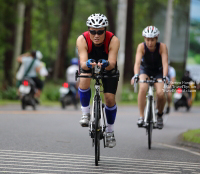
[[91, 19, 95, 23], [99, 19, 103, 24]]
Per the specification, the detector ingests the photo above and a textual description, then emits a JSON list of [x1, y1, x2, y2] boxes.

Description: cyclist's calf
[[104, 93, 116, 107]]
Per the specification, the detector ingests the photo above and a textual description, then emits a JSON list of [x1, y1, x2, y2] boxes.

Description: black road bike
[[76, 62, 119, 166], [134, 76, 166, 149]]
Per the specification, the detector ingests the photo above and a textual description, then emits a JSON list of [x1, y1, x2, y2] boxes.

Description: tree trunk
[[115, 0, 128, 102], [22, 0, 32, 52], [104, 0, 115, 34], [44, 0, 53, 59], [183, 0, 190, 70], [54, 0, 76, 80], [3, 0, 17, 88], [164, 0, 174, 56], [12, 2, 25, 84], [124, 0, 134, 82]]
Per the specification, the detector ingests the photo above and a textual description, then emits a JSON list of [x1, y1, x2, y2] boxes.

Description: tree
[[164, 0, 174, 55], [124, 0, 134, 82], [54, 0, 76, 80], [116, 0, 128, 102], [104, 0, 116, 34], [12, 1, 26, 83], [3, 0, 17, 88], [22, 0, 33, 52]]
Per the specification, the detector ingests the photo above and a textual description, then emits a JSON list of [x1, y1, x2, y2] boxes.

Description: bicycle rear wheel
[[94, 98, 100, 166]]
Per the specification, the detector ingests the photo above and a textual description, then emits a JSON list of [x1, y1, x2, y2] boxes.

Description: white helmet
[[142, 26, 160, 38], [86, 13, 109, 28], [36, 50, 43, 60]]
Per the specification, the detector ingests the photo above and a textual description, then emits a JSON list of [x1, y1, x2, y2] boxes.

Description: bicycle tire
[[94, 97, 100, 166], [147, 97, 153, 149]]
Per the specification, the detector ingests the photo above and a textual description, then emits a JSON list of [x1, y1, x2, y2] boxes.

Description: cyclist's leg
[[104, 93, 117, 132], [154, 79, 166, 115], [166, 87, 172, 113], [154, 78, 166, 129], [102, 76, 118, 148], [138, 74, 149, 117], [78, 73, 91, 126]]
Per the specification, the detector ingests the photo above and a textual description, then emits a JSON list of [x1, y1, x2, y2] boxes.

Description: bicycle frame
[[90, 78, 106, 137], [135, 77, 164, 127], [144, 84, 157, 125]]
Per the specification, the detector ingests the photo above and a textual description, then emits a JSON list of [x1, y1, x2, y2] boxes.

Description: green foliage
[[32, 0, 60, 68], [41, 83, 60, 101], [194, 54, 200, 64], [0, 87, 18, 100], [189, 31, 200, 54], [121, 83, 137, 102]]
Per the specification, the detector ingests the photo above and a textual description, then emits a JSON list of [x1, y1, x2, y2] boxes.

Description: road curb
[[176, 133, 200, 150]]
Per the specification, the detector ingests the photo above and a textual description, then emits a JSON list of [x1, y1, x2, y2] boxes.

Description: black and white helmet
[[86, 13, 109, 28], [142, 26, 160, 38]]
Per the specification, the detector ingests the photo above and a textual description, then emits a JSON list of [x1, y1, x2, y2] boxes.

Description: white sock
[[81, 105, 90, 115], [106, 124, 114, 133]]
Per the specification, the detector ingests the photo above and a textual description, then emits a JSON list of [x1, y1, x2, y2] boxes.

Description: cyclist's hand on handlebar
[[162, 76, 169, 84], [86, 59, 96, 68], [131, 74, 139, 85], [98, 59, 109, 68]]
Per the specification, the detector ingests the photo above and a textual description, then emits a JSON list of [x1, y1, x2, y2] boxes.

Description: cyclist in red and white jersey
[[76, 13, 120, 148]]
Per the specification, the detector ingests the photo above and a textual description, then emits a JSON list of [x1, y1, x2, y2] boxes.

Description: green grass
[[183, 129, 200, 144]]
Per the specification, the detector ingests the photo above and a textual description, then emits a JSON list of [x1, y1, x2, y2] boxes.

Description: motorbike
[[173, 87, 190, 111], [59, 82, 79, 109], [18, 77, 37, 110]]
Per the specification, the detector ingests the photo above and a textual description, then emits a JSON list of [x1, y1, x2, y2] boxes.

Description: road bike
[[134, 76, 166, 149], [76, 62, 119, 166]]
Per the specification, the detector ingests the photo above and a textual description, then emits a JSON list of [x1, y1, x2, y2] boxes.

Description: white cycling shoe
[[79, 113, 90, 127], [105, 131, 116, 148]]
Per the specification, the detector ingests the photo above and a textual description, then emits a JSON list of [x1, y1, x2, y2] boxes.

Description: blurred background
[[0, 0, 199, 105]]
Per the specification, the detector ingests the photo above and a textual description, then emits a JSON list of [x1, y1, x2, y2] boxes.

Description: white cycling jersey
[[66, 65, 79, 84], [168, 66, 176, 80]]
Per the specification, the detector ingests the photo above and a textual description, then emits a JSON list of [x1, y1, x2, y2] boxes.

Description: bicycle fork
[[144, 86, 157, 127], [89, 85, 106, 144]]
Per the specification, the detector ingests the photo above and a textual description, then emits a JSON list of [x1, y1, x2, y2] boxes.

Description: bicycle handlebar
[[133, 77, 167, 93], [75, 68, 120, 81]]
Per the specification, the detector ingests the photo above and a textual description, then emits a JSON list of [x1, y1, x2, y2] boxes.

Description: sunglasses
[[89, 30, 105, 35]]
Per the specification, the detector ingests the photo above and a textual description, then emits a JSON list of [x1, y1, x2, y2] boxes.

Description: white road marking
[[156, 142, 200, 156], [0, 149, 199, 174]]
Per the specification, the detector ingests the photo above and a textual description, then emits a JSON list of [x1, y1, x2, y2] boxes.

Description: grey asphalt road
[[0, 104, 199, 174]]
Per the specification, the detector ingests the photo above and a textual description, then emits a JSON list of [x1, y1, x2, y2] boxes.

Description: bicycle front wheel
[[148, 121, 153, 149], [147, 98, 153, 149], [94, 98, 100, 166]]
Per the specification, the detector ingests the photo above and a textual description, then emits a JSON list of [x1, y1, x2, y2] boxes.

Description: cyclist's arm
[[134, 43, 144, 75], [160, 43, 168, 77], [107, 36, 120, 71], [17, 52, 31, 63], [76, 35, 95, 70]]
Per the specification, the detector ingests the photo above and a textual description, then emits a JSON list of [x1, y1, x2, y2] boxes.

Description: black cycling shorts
[[31, 77, 44, 90], [140, 65, 163, 79], [102, 76, 118, 94], [80, 68, 118, 95]]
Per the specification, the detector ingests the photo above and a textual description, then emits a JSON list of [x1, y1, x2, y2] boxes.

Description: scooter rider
[[66, 57, 79, 97], [165, 60, 176, 114], [17, 50, 43, 99]]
